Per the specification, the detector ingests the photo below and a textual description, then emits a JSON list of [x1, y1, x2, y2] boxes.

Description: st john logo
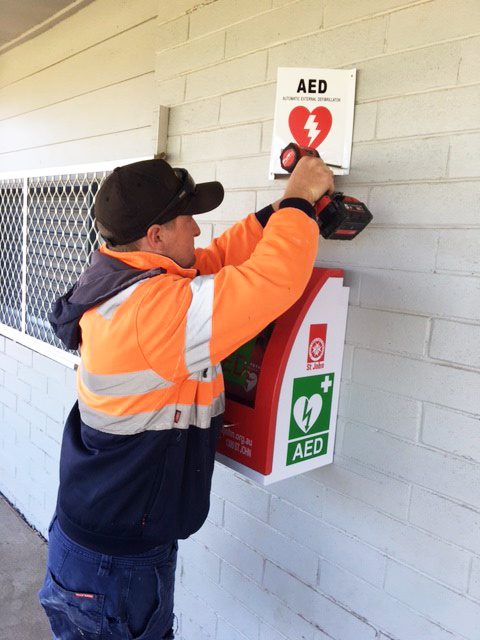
[[307, 324, 327, 370]]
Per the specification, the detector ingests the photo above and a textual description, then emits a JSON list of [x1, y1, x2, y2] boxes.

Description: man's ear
[[144, 224, 167, 251]]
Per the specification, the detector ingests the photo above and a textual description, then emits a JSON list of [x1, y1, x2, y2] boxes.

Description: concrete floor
[[0, 495, 51, 640]]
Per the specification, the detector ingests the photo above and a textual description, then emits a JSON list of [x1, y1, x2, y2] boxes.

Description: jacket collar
[[99, 244, 198, 278]]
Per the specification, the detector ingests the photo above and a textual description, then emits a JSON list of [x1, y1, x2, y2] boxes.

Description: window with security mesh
[[0, 171, 108, 353], [0, 179, 23, 331]]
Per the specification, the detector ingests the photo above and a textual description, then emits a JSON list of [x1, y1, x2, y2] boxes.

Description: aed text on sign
[[297, 79, 327, 94], [287, 433, 328, 466]]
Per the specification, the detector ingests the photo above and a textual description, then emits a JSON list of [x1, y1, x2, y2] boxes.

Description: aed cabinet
[[216, 268, 349, 485]]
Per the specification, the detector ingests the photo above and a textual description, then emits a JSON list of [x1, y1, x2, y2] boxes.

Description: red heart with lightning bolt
[[288, 106, 332, 149]]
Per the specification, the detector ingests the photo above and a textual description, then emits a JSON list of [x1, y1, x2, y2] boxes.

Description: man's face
[[160, 215, 201, 268]]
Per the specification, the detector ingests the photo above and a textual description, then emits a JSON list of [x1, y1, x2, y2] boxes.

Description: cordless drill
[[280, 143, 373, 240]]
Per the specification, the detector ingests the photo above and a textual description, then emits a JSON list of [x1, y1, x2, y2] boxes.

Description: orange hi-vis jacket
[[50, 203, 319, 554]]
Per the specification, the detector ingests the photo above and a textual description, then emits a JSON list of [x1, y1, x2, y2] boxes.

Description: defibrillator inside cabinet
[[216, 268, 349, 485]]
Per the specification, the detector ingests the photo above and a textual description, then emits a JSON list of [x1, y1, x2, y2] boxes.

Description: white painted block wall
[[155, 1, 480, 638], [0, 0, 479, 638]]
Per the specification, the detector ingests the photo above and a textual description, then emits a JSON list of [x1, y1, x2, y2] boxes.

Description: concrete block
[[459, 36, 480, 83], [268, 472, 326, 520], [269, 496, 386, 586], [360, 269, 480, 321], [168, 98, 220, 135], [155, 15, 189, 53], [353, 102, 377, 143], [410, 487, 480, 554], [377, 85, 480, 139], [3, 406, 30, 440], [349, 137, 449, 183], [175, 581, 218, 635], [212, 465, 270, 521], [155, 31, 225, 82], [220, 562, 317, 640], [217, 618, 250, 640], [5, 340, 32, 366], [343, 382, 420, 441], [179, 537, 221, 582], [155, 75, 186, 107], [267, 17, 386, 81], [4, 375, 30, 403], [47, 379, 77, 410], [385, 560, 480, 638], [264, 561, 376, 640], [206, 190, 257, 223], [352, 348, 480, 415], [421, 404, 480, 463], [225, 0, 326, 58], [181, 123, 262, 161], [387, 0, 480, 52], [430, 319, 480, 368], [324, 0, 414, 27], [469, 558, 480, 601], [437, 230, 480, 275], [17, 363, 48, 393], [343, 421, 480, 509], [30, 426, 61, 460], [182, 562, 261, 639], [17, 399, 47, 431], [355, 41, 461, 101], [32, 353, 67, 384], [324, 491, 470, 591], [224, 502, 317, 585], [346, 307, 429, 356], [0, 336, 4, 352], [449, 133, 480, 178], [45, 418, 63, 446], [0, 386, 17, 411], [0, 353, 19, 376], [193, 519, 264, 583], [186, 52, 268, 101], [157, 0, 198, 24], [207, 489, 224, 526], [320, 561, 460, 640], [261, 120, 273, 154], [216, 154, 272, 189], [31, 388, 65, 423], [315, 458, 411, 519], [369, 181, 480, 226], [319, 228, 438, 272], [189, 0, 271, 39], [220, 83, 276, 126]]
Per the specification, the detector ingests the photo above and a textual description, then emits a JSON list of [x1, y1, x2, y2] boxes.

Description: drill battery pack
[[317, 193, 373, 240]]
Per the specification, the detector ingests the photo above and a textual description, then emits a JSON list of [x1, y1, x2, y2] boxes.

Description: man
[[39, 155, 334, 639]]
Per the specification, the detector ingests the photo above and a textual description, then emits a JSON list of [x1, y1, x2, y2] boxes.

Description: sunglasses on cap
[[146, 168, 197, 227]]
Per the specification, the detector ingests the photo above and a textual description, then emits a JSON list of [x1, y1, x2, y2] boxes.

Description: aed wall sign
[[269, 67, 357, 178], [217, 269, 349, 485]]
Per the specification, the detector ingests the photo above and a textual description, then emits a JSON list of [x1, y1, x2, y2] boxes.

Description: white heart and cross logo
[[293, 394, 323, 433]]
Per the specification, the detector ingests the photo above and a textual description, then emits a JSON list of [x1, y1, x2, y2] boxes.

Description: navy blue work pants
[[38, 516, 177, 639]]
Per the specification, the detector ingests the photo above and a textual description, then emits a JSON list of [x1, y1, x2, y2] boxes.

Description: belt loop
[[98, 554, 113, 577]]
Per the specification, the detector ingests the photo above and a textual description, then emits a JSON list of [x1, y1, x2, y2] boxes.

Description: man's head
[[94, 159, 224, 266]]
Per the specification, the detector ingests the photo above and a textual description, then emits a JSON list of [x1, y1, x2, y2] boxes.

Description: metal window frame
[[0, 156, 150, 369]]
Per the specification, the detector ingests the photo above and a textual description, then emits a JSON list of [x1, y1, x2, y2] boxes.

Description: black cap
[[94, 158, 224, 245]]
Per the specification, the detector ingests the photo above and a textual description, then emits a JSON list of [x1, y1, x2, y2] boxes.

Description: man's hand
[[272, 156, 335, 211]]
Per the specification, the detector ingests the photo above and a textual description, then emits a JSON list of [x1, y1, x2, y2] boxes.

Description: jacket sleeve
[[137, 207, 319, 381], [193, 213, 265, 274]]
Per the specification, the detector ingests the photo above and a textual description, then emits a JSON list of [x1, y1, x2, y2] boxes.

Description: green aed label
[[286, 373, 334, 466]]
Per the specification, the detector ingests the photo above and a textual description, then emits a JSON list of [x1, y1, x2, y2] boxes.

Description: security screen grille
[[0, 171, 109, 352]]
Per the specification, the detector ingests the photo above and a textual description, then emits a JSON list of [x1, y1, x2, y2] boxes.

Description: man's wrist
[[279, 198, 316, 219]]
